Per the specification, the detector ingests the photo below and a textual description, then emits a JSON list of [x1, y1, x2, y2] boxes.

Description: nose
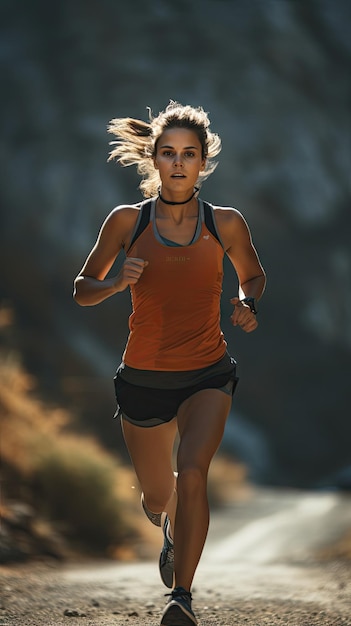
[[173, 154, 183, 166]]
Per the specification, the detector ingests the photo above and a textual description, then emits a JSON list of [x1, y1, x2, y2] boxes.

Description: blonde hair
[[107, 101, 222, 197]]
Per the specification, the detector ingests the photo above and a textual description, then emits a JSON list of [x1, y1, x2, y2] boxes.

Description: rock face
[[1, 0, 350, 486]]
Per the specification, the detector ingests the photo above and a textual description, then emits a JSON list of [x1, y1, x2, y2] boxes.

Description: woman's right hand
[[115, 257, 148, 291]]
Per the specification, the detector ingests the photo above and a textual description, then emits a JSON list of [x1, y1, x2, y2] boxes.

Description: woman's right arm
[[73, 206, 148, 306]]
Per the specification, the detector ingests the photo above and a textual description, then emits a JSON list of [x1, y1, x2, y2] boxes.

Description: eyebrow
[[159, 145, 199, 150]]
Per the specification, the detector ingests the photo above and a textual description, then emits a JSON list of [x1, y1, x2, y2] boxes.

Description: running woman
[[73, 101, 266, 626]]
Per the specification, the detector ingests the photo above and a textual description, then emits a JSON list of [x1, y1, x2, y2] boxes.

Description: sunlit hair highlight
[[107, 101, 222, 197]]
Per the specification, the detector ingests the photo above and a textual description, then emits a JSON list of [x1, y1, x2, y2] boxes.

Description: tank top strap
[[202, 200, 224, 247], [127, 199, 153, 252]]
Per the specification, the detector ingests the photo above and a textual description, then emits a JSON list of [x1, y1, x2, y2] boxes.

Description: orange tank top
[[123, 199, 227, 371]]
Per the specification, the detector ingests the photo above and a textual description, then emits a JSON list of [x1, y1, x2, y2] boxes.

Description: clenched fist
[[115, 257, 148, 291], [230, 297, 258, 333]]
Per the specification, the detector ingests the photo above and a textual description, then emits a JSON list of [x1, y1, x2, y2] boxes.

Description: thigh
[[176, 388, 232, 473], [121, 417, 178, 494]]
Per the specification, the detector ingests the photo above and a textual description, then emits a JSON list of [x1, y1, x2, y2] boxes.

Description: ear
[[200, 158, 206, 171], [153, 157, 158, 170]]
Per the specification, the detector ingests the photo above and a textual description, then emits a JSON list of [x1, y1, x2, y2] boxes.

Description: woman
[[73, 101, 266, 626]]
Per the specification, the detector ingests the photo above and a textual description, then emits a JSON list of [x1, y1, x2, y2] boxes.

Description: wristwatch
[[241, 297, 258, 315]]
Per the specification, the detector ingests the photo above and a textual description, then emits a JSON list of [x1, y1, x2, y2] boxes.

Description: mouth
[[171, 174, 186, 178]]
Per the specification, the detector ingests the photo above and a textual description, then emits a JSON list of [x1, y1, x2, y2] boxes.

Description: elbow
[[73, 291, 82, 306], [73, 289, 84, 306], [73, 278, 87, 306]]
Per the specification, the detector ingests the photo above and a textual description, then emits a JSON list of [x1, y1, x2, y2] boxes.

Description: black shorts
[[113, 357, 239, 428]]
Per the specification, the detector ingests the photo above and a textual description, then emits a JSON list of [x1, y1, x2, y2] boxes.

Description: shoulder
[[211, 204, 245, 221], [98, 202, 144, 249], [102, 202, 142, 232], [209, 204, 251, 250], [210, 204, 249, 232], [105, 202, 142, 224]]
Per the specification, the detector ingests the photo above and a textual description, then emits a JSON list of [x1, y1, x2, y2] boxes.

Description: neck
[[158, 187, 199, 206]]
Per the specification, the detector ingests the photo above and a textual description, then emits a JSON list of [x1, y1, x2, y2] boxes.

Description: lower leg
[[174, 468, 209, 590], [173, 389, 232, 591]]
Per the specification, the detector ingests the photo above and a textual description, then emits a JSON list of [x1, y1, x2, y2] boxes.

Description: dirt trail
[[1, 488, 351, 625]]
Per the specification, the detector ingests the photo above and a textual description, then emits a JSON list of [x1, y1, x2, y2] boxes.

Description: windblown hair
[[107, 101, 222, 197]]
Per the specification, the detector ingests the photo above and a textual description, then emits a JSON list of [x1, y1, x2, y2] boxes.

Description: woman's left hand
[[230, 297, 258, 332]]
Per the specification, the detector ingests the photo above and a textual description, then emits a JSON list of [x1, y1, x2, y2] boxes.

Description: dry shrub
[[33, 435, 128, 550], [0, 353, 68, 476], [0, 353, 134, 554]]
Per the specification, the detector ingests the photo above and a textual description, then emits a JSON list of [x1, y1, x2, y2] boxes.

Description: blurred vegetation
[[0, 308, 142, 560], [33, 438, 128, 551]]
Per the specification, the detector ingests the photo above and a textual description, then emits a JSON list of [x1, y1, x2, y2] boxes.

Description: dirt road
[[1, 488, 351, 625]]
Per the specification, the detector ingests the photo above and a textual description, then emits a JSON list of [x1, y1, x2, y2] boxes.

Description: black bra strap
[[127, 200, 152, 251], [203, 201, 222, 245]]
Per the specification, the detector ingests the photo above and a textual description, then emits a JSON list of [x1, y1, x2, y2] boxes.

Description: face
[[154, 127, 206, 192]]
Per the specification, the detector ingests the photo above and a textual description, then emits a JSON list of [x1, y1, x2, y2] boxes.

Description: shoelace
[[166, 586, 192, 604]]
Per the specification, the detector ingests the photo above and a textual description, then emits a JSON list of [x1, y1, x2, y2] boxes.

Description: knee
[[177, 466, 206, 499], [144, 486, 174, 514]]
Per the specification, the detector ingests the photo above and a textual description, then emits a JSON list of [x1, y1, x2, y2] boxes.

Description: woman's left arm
[[215, 207, 266, 333]]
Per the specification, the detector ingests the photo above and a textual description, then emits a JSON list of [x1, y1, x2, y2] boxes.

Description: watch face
[[242, 297, 257, 314]]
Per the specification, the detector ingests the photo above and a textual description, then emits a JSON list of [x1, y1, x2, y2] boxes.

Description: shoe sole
[[161, 604, 197, 626]]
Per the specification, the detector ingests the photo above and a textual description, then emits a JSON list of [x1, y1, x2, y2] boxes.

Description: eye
[[162, 150, 173, 157], [184, 151, 195, 158]]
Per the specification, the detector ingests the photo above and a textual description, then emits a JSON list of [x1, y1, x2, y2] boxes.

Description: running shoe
[[161, 586, 197, 626], [141, 493, 162, 527], [159, 515, 174, 588]]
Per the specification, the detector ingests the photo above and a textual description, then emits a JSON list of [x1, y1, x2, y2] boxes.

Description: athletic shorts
[[113, 354, 239, 428]]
